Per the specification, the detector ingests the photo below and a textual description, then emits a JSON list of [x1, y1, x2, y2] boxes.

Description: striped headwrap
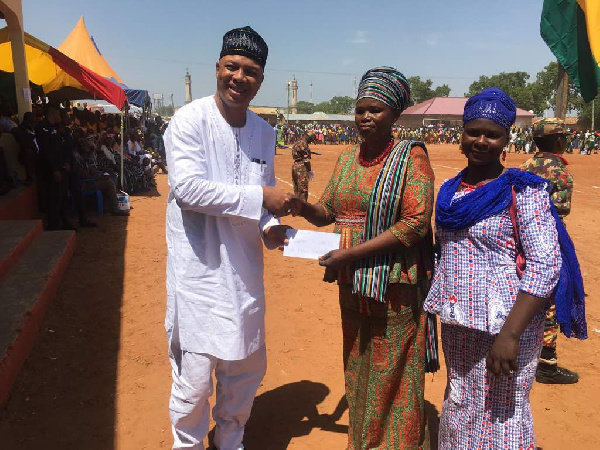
[[357, 66, 411, 112]]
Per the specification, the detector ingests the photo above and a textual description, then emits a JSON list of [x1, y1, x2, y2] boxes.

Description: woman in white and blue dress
[[424, 87, 587, 449]]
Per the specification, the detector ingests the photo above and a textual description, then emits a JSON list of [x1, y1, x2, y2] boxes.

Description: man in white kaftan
[[164, 26, 290, 450]]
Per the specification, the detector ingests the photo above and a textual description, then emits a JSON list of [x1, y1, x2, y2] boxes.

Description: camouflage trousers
[[541, 303, 558, 365], [292, 164, 309, 201]]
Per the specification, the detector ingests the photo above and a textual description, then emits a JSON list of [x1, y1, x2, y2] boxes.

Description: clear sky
[[16, 0, 556, 108]]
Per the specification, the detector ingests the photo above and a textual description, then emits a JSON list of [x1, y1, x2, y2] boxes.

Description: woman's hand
[[486, 331, 520, 376], [318, 249, 352, 270], [287, 195, 307, 217]]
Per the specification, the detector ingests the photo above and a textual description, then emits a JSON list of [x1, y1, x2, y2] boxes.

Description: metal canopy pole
[[120, 109, 125, 190]]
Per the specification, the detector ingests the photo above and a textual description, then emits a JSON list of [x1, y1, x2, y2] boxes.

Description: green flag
[[541, 0, 600, 102]]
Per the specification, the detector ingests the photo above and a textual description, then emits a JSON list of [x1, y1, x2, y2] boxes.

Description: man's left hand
[[263, 225, 292, 250]]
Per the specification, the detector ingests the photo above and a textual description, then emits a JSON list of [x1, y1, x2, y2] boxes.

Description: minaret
[[290, 76, 298, 114], [184, 69, 192, 104]]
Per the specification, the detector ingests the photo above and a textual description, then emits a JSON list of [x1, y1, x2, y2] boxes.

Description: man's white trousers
[[168, 344, 267, 450]]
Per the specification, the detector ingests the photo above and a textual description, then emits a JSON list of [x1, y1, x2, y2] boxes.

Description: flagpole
[[555, 62, 569, 119]]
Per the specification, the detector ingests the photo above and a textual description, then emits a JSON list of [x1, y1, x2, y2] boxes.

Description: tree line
[[292, 61, 598, 127]]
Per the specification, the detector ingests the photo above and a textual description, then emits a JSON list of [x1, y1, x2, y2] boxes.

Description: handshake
[[262, 186, 305, 217]]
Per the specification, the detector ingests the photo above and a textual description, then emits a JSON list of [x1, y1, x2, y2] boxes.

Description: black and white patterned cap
[[220, 26, 268, 69]]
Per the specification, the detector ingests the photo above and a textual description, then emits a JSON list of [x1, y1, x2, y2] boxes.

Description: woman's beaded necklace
[[358, 139, 394, 167]]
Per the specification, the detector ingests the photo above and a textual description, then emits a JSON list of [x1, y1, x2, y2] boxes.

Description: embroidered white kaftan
[[164, 96, 278, 360]]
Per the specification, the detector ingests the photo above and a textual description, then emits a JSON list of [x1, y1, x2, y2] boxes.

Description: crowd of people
[[0, 101, 168, 230], [396, 125, 463, 144], [277, 123, 359, 146], [276, 120, 600, 159], [163, 25, 587, 450], [569, 129, 600, 154], [505, 127, 600, 155]]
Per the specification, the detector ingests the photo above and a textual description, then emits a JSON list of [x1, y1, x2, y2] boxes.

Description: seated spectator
[[127, 131, 144, 157], [127, 131, 155, 186], [73, 138, 124, 216]]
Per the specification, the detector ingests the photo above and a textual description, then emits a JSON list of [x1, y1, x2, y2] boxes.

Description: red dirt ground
[[0, 144, 599, 449]]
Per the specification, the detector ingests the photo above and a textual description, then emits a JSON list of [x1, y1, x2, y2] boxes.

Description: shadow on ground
[[0, 210, 129, 449], [426, 400, 441, 450], [236, 385, 441, 449], [213, 381, 347, 449]]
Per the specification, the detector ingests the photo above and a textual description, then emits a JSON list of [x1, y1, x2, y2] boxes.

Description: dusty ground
[[0, 144, 599, 449]]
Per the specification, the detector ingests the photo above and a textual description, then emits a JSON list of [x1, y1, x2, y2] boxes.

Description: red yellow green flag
[[541, 0, 600, 102]]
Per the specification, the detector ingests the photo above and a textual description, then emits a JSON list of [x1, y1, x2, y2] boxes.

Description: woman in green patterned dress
[[289, 67, 435, 449]]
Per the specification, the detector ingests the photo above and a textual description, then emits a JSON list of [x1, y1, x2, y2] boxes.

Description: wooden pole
[[555, 63, 569, 119]]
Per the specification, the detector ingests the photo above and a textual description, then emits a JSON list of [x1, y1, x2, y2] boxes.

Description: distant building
[[249, 106, 282, 126], [400, 97, 535, 128]]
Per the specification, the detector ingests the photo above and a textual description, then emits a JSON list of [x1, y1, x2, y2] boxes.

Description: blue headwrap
[[357, 66, 411, 112], [463, 87, 516, 131]]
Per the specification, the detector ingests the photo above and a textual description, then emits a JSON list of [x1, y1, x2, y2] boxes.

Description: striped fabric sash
[[353, 140, 420, 302]]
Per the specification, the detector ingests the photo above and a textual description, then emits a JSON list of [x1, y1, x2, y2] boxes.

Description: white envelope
[[283, 229, 341, 260]]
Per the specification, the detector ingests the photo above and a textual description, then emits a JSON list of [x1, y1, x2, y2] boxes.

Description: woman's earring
[[502, 148, 507, 162]]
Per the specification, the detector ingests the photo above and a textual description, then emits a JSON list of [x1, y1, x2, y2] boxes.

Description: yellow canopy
[[59, 16, 124, 84], [0, 27, 127, 107], [0, 27, 87, 94]]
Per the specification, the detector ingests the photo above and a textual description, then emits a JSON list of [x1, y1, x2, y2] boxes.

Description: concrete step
[[0, 184, 38, 220], [0, 220, 43, 280], [0, 230, 76, 407]]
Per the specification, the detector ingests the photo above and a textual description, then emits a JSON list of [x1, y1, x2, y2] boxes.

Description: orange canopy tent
[[59, 16, 149, 108], [0, 27, 126, 109], [58, 16, 124, 84]]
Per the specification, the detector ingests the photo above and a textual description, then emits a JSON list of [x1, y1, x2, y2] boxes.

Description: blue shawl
[[436, 168, 587, 339]]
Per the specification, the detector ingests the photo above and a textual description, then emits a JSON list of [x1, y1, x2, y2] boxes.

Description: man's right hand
[[262, 186, 290, 217], [52, 170, 62, 183]]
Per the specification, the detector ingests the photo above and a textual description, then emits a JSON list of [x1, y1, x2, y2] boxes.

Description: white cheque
[[283, 229, 341, 260]]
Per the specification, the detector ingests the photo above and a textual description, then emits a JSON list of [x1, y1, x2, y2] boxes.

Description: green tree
[[314, 96, 355, 114], [408, 76, 451, 104], [329, 96, 355, 114], [313, 100, 331, 113], [532, 61, 583, 114], [296, 101, 315, 114], [466, 71, 544, 113], [577, 89, 600, 130]]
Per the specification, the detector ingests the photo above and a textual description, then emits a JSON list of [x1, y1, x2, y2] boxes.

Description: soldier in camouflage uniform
[[291, 138, 312, 201], [521, 118, 578, 384]]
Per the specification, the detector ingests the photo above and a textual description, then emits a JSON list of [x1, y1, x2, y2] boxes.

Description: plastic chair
[[80, 178, 103, 217]]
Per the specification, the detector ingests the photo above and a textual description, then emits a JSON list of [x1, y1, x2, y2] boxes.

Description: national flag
[[541, 0, 600, 102]]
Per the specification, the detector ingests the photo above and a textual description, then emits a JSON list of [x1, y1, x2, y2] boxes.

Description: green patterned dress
[[319, 143, 434, 449]]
